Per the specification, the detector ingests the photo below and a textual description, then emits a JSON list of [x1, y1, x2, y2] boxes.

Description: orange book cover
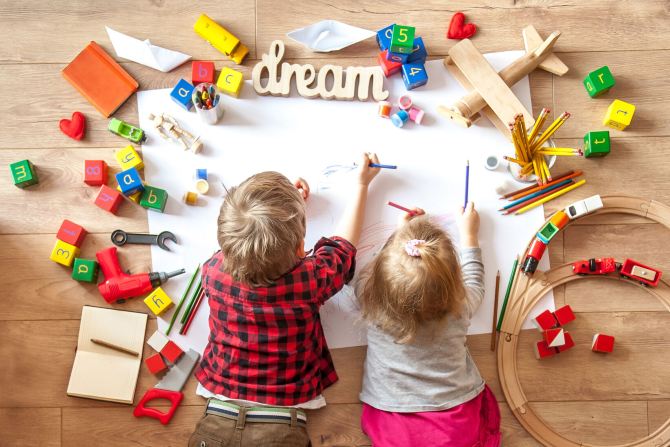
[[62, 41, 139, 117]]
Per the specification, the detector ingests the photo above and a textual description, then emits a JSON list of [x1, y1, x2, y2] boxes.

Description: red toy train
[[572, 257, 662, 287]]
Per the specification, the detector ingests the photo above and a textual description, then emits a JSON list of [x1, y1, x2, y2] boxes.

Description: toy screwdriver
[[96, 246, 185, 303]]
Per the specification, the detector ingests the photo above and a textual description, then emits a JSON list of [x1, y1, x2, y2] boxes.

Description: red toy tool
[[96, 246, 185, 303], [134, 349, 200, 425]]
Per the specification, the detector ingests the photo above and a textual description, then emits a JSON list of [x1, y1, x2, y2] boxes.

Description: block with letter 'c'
[[217, 67, 244, 97]]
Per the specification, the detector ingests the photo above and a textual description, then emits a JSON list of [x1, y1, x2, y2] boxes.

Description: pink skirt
[[361, 385, 501, 447]]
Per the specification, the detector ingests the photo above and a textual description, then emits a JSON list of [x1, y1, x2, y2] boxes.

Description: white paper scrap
[[106, 26, 191, 72]]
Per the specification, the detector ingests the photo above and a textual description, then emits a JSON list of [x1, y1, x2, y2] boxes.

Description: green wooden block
[[390, 25, 415, 54], [9, 159, 38, 188], [583, 131, 611, 158], [72, 258, 99, 283], [537, 222, 559, 244], [583, 66, 615, 98], [140, 185, 168, 213]]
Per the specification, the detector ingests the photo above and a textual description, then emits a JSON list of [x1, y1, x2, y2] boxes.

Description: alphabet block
[[115, 145, 144, 171], [161, 340, 183, 363], [84, 160, 107, 186], [57, 219, 87, 247], [195, 169, 208, 180], [94, 185, 123, 214], [583, 131, 611, 158], [140, 185, 168, 213], [216, 66, 244, 97], [376, 24, 395, 51], [116, 185, 142, 203], [115, 167, 144, 196], [603, 99, 635, 130], [50, 239, 80, 267], [406, 37, 427, 64], [385, 50, 409, 64], [390, 25, 415, 54], [191, 61, 215, 85], [144, 287, 173, 316], [583, 66, 615, 98], [170, 79, 195, 111], [377, 51, 402, 77], [9, 159, 38, 188], [401, 63, 428, 90], [145, 353, 168, 375], [71, 258, 99, 283]]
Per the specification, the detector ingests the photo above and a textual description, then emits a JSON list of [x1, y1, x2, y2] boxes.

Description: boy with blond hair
[[190, 153, 381, 446]]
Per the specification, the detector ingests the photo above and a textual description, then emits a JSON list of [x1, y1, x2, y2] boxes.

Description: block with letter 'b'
[[140, 186, 168, 213], [192, 61, 215, 85]]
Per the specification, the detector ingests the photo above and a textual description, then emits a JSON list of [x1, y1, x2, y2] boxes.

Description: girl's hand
[[459, 202, 480, 248], [398, 207, 425, 227], [358, 153, 381, 187], [294, 177, 310, 200]]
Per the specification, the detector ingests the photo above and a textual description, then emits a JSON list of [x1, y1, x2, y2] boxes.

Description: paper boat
[[287, 20, 375, 52], [106, 27, 191, 73]]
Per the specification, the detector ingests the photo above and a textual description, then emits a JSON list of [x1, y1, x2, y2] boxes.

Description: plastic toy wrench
[[111, 229, 177, 251]]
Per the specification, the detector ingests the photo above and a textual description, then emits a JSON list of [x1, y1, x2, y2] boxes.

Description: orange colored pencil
[[499, 170, 575, 199], [507, 170, 583, 201], [502, 180, 576, 215]]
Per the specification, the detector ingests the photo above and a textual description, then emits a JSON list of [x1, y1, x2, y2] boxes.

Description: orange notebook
[[62, 41, 139, 117]]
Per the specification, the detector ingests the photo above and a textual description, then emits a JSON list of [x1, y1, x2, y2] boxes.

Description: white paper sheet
[[106, 27, 191, 72], [138, 52, 553, 354]]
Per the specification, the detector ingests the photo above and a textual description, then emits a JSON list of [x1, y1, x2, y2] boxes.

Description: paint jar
[[195, 179, 210, 194], [408, 106, 424, 125], [378, 101, 392, 118], [485, 155, 500, 170], [391, 110, 410, 128], [183, 191, 198, 205], [192, 83, 224, 125], [398, 95, 412, 110]]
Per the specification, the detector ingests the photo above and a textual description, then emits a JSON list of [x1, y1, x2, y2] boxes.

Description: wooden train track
[[497, 195, 670, 447]]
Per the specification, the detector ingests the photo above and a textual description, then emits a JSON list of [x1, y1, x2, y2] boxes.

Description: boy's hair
[[356, 217, 466, 343], [217, 171, 306, 287]]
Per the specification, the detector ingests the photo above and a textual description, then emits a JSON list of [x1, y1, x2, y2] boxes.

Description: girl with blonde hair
[[357, 202, 501, 447]]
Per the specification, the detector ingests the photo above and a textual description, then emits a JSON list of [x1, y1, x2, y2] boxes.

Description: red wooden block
[[553, 305, 575, 327], [84, 160, 108, 186], [192, 61, 215, 85], [160, 340, 183, 364], [592, 333, 615, 353], [94, 185, 123, 214], [57, 219, 87, 247], [556, 332, 575, 353], [533, 309, 557, 331], [377, 51, 402, 77], [543, 328, 565, 347], [534, 340, 556, 359], [145, 353, 168, 375]]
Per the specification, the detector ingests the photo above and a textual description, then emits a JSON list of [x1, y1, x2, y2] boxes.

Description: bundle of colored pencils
[[505, 109, 579, 185], [499, 170, 586, 215], [166, 264, 206, 336]]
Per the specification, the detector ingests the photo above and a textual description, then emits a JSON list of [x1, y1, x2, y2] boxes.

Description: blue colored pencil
[[499, 178, 573, 211], [464, 160, 470, 208], [369, 163, 397, 169]]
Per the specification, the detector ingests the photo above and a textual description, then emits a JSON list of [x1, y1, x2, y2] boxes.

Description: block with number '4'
[[402, 63, 428, 90]]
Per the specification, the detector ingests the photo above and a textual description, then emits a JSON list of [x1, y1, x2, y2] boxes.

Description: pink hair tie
[[405, 239, 425, 257]]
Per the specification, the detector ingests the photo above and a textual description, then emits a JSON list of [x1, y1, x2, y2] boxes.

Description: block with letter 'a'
[[115, 167, 144, 196], [170, 79, 195, 111], [402, 63, 428, 90]]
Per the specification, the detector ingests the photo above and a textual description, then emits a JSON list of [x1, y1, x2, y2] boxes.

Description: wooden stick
[[90, 338, 139, 357], [491, 270, 500, 351], [515, 179, 586, 214]]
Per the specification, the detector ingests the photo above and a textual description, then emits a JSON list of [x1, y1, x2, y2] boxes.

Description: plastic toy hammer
[[96, 246, 185, 304]]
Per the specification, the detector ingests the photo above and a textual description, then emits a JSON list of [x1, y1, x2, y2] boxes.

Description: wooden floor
[[1, 1, 669, 445]]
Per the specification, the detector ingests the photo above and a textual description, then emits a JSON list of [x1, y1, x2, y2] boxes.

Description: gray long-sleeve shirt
[[359, 247, 486, 412]]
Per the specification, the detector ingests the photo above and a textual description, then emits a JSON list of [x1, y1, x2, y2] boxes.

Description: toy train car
[[572, 257, 662, 287], [572, 257, 619, 275]]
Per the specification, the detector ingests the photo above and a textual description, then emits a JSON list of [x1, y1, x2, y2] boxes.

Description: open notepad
[[67, 306, 148, 404]]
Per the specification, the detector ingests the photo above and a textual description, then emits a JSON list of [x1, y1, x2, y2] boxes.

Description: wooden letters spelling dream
[[252, 40, 389, 101]]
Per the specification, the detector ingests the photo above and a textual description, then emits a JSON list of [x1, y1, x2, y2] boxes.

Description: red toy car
[[619, 259, 662, 287], [572, 257, 619, 275]]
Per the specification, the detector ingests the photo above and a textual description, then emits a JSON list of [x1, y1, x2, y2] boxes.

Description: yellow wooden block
[[50, 239, 80, 267], [116, 145, 144, 171], [603, 99, 635, 130], [144, 287, 173, 316], [216, 67, 244, 97], [116, 185, 142, 203]]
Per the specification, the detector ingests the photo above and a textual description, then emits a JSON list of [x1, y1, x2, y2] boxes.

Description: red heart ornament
[[59, 111, 86, 140], [447, 12, 477, 40]]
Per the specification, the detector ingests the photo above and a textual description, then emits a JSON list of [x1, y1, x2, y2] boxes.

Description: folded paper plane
[[106, 27, 191, 72], [287, 20, 375, 52]]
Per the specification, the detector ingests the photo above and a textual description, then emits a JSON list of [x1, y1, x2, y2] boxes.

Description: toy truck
[[619, 259, 662, 287], [108, 118, 146, 144], [572, 257, 619, 275]]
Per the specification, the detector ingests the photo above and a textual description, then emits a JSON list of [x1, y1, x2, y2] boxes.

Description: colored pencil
[[515, 179, 586, 215], [180, 288, 205, 335], [166, 264, 200, 335], [499, 179, 573, 211], [531, 112, 571, 152], [527, 108, 550, 146], [181, 279, 202, 324], [90, 338, 139, 357], [491, 270, 500, 351], [387, 201, 416, 215], [496, 258, 518, 331], [500, 170, 574, 199], [369, 163, 397, 169], [506, 170, 582, 201], [503, 180, 575, 215], [464, 160, 470, 208]]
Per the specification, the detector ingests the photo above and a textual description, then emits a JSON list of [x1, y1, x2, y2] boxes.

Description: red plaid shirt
[[194, 236, 356, 406]]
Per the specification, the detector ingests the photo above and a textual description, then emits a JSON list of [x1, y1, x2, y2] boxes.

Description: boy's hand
[[358, 153, 381, 187], [459, 202, 480, 248], [294, 178, 310, 200], [398, 207, 425, 227]]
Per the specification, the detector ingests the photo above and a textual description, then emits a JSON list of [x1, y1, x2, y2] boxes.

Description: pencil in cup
[[192, 83, 224, 124]]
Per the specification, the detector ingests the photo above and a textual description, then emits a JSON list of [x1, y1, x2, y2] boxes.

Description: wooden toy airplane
[[438, 25, 569, 139]]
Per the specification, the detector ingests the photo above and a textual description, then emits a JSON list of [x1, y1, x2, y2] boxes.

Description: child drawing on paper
[[356, 202, 502, 447]]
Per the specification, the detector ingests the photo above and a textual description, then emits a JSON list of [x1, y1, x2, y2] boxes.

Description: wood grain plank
[[648, 400, 670, 435], [0, 408, 61, 447], [0, 0, 256, 64]]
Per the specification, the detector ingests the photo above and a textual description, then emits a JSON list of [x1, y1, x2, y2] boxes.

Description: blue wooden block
[[196, 169, 208, 180], [386, 50, 409, 64], [406, 37, 427, 64], [170, 79, 195, 111], [376, 24, 395, 51], [115, 167, 144, 196], [402, 63, 428, 90]]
